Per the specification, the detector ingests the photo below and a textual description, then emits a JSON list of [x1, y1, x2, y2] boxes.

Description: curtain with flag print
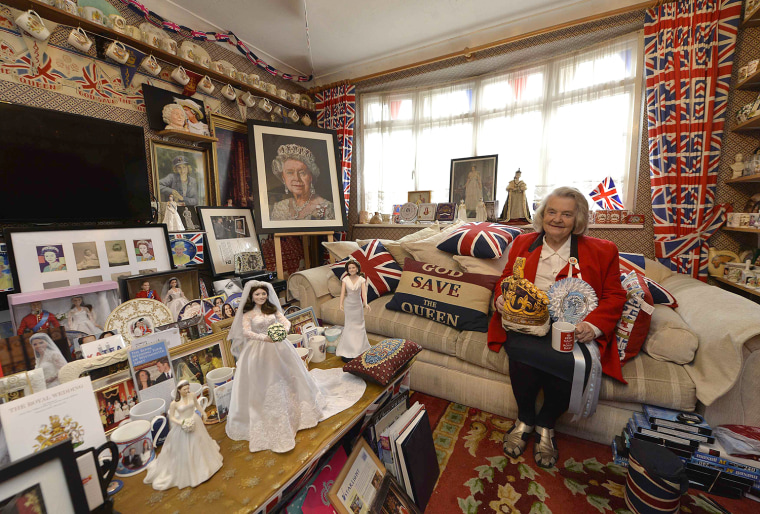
[[644, 0, 740, 280], [316, 84, 356, 214]]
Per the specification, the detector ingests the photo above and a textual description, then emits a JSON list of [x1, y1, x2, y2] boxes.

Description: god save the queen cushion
[[385, 258, 499, 332], [343, 338, 421, 386], [436, 222, 522, 259], [329, 239, 403, 303]]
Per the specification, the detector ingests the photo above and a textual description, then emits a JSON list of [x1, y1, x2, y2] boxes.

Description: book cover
[[370, 390, 409, 453], [214, 381, 232, 422], [642, 404, 712, 435], [394, 409, 425, 501], [380, 401, 423, 479], [128, 331, 177, 405], [398, 410, 439, 511]]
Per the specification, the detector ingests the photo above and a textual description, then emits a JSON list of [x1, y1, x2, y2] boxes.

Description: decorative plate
[[104, 299, 173, 343], [399, 202, 419, 222], [547, 277, 598, 325]]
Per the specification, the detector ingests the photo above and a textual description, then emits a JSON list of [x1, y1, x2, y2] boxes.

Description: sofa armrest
[[287, 265, 335, 319], [663, 274, 760, 406]]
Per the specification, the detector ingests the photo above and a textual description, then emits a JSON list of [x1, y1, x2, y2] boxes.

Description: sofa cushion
[[400, 220, 465, 270], [321, 295, 460, 357], [616, 271, 654, 364], [358, 223, 441, 266], [642, 305, 698, 364], [455, 330, 696, 411], [619, 252, 647, 274], [329, 240, 403, 303], [343, 338, 421, 386], [385, 258, 498, 332], [436, 222, 521, 258], [327, 274, 342, 297], [644, 258, 675, 284], [322, 240, 361, 261], [642, 276, 678, 308], [453, 249, 510, 277]]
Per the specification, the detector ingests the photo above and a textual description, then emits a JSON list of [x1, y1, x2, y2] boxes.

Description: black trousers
[[509, 359, 572, 429]]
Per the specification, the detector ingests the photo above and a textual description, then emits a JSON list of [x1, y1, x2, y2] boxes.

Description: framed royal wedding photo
[[210, 114, 253, 208], [197, 207, 262, 276], [150, 140, 212, 209], [247, 120, 348, 234], [449, 155, 498, 218], [3, 225, 173, 293], [0, 441, 89, 514]]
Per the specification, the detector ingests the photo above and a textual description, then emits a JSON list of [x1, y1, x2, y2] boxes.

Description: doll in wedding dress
[[225, 281, 365, 453], [337, 259, 371, 359], [30, 333, 67, 388]]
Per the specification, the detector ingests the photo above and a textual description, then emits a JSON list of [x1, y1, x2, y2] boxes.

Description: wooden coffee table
[[113, 355, 406, 513]]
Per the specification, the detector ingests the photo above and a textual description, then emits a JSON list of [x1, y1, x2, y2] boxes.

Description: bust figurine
[[731, 153, 745, 179]]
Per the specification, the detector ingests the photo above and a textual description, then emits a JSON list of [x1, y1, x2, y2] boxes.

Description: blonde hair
[[532, 186, 589, 236]]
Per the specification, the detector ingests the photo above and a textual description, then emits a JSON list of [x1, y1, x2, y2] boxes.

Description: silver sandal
[[502, 420, 534, 458], [533, 426, 559, 468]]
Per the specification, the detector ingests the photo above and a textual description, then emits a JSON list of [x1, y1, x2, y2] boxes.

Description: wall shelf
[[2, 0, 315, 115], [156, 130, 218, 143], [732, 115, 760, 132], [712, 276, 760, 298], [743, 5, 760, 28], [736, 67, 760, 89], [724, 226, 760, 234], [726, 173, 760, 184]]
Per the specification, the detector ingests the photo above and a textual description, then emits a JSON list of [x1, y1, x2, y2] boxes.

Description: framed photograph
[[4, 225, 173, 293], [169, 232, 205, 267], [197, 207, 262, 276], [408, 190, 432, 204], [169, 331, 231, 386], [158, 203, 202, 233], [93, 371, 138, 434], [0, 441, 89, 514], [210, 114, 253, 208], [247, 120, 348, 234], [449, 155, 498, 218], [142, 83, 211, 137], [416, 203, 437, 222], [150, 140, 212, 208], [285, 307, 318, 335], [0, 242, 13, 294]]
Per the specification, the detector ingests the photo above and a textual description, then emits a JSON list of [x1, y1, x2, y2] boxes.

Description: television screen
[[0, 103, 151, 223]]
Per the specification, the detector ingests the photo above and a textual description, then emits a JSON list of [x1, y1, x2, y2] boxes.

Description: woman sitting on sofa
[[488, 186, 626, 468]]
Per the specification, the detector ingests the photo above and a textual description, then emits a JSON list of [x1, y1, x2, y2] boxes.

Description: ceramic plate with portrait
[[151, 141, 209, 208], [37, 244, 67, 273]]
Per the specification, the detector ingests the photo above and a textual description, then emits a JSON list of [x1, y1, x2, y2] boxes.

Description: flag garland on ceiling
[[118, 0, 312, 82]]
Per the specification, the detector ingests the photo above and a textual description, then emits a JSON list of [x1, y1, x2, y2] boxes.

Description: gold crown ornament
[[500, 257, 550, 336]]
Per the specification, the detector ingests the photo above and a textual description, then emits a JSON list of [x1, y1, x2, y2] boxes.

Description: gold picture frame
[[168, 329, 234, 376], [408, 190, 432, 204], [150, 140, 215, 208], [209, 114, 253, 208]]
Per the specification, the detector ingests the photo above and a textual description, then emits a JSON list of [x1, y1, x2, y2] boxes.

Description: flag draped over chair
[[644, 0, 740, 280], [316, 84, 356, 214]]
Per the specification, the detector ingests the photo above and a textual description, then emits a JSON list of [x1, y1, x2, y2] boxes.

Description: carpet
[[408, 393, 756, 514]]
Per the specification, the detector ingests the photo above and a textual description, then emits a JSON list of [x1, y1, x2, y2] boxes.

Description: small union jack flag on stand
[[589, 177, 625, 210]]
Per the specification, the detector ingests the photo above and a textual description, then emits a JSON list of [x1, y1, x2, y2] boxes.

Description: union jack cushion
[[642, 276, 678, 308], [618, 252, 646, 275], [329, 240, 403, 303], [436, 222, 522, 259], [615, 271, 654, 364]]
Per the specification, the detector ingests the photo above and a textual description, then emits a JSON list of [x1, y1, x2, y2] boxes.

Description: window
[[359, 32, 643, 214]]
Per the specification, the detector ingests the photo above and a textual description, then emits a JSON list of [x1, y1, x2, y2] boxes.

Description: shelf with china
[[2, 0, 315, 116], [726, 172, 760, 184], [155, 129, 218, 143], [712, 276, 760, 298], [723, 226, 760, 234], [744, 2, 760, 28]]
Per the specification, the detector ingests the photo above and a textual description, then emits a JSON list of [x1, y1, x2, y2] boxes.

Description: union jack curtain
[[316, 84, 356, 214], [644, 0, 740, 280], [589, 177, 625, 210]]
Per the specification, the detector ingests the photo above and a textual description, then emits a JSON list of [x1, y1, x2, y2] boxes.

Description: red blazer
[[487, 232, 628, 382]]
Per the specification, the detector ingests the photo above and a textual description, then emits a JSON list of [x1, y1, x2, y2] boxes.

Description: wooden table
[[113, 356, 404, 513]]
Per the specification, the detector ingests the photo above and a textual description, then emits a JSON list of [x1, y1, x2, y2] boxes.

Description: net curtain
[[644, 0, 741, 280]]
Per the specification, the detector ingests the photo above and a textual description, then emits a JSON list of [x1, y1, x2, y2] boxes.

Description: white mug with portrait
[[258, 97, 272, 113], [140, 55, 161, 76], [105, 41, 129, 64], [108, 14, 127, 33], [197, 75, 215, 95], [15, 10, 50, 40], [221, 84, 237, 101], [171, 66, 190, 86], [241, 91, 256, 108], [67, 27, 93, 53], [161, 37, 178, 55]]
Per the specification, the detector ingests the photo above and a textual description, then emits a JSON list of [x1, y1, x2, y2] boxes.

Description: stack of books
[[617, 404, 760, 499]]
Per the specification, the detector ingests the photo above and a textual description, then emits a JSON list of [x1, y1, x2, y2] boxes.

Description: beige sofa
[[288, 248, 760, 445]]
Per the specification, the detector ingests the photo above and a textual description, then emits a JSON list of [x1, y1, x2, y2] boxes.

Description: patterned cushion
[[385, 258, 499, 332], [343, 338, 421, 386], [436, 222, 522, 258], [619, 252, 647, 275], [642, 276, 678, 308], [616, 271, 654, 364], [329, 240, 403, 303]]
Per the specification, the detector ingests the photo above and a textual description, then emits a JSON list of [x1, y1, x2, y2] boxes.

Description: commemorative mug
[[197, 75, 214, 95], [251, 74, 261, 88], [241, 91, 256, 107], [288, 108, 300, 123], [221, 83, 237, 100], [300, 97, 309, 108], [324, 327, 341, 353], [237, 72, 249, 84], [105, 40, 129, 64], [194, 54, 211, 69], [258, 97, 272, 112], [15, 10, 50, 40], [551, 322, 575, 353], [308, 335, 326, 364], [171, 65, 190, 85], [211, 61, 225, 74], [67, 27, 92, 52], [142, 31, 161, 48], [295, 347, 313, 370], [301, 113, 312, 126], [129, 398, 169, 446], [179, 45, 194, 61], [140, 55, 161, 76], [266, 83, 277, 95], [286, 333, 303, 347], [186, 382, 210, 413], [205, 367, 234, 404], [56, 0, 78, 16], [160, 37, 177, 55], [125, 25, 142, 40], [82, 6, 104, 25], [110, 419, 162, 477], [273, 105, 283, 117], [277, 88, 288, 99], [108, 15, 126, 33]]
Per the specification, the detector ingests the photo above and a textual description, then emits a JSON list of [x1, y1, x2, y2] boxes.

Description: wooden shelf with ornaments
[[723, 226, 760, 234], [156, 129, 217, 143], [743, 3, 760, 28], [712, 276, 760, 299], [726, 172, 760, 184], [3, 0, 315, 116]]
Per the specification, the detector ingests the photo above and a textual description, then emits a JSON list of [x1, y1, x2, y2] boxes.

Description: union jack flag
[[317, 85, 356, 213], [329, 240, 403, 303], [618, 252, 646, 275], [437, 222, 522, 259], [589, 177, 625, 210]]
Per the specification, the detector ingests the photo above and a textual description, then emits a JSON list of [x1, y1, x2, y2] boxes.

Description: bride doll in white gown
[[225, 281, 366, 453], [30, 333, 67, 388], [337, 259, 371, 359], [66, 296, 101, 336], [162, 277, 189, 321], [144, 379, 223, 490]]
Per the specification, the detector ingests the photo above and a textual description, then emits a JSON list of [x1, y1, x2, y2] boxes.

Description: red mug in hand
[[552, 321, 575, 353]]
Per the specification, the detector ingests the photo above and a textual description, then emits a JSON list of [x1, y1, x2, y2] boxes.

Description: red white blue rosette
[[547, 277, 598, 325]]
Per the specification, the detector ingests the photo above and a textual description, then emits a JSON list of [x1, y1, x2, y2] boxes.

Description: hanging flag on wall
[[589, 177, 625, 210]]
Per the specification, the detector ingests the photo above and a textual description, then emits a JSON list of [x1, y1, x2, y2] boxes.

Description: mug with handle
[[110, 419, 164, 477], [308, 335, 326, 363], [205, 367, 234, 404], [15, 10, 50, 41], [105, 41, 129, 64], [129, 398, 169, 446], [295, 347, 313, 370], [67, 27, 92, 52], [171, 65, 190, 86], [140, 55, 161, 76]]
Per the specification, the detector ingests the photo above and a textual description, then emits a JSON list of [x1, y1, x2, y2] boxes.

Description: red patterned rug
[[408, 393, 756, 514]]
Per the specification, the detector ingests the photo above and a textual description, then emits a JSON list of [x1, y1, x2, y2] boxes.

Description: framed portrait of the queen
[[247, 121, 348, 234]]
